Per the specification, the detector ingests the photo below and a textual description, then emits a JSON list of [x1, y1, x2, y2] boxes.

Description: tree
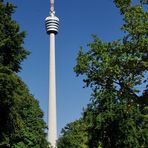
[[0, 0, 29, 72], [57, 119, 88, 148], [0, 67, 49, 148], [0, 1, 49, 147], [74, 0, 148, 147]]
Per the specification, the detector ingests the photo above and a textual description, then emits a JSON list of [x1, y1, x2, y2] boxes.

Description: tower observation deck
[[45, 13, 59, 34]]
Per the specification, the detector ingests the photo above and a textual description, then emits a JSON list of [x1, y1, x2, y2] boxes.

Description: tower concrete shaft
[[48, 32, 57, 147], [45, 6, 59, 147]]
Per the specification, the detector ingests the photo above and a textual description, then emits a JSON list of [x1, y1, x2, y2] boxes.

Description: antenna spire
[[50, 0, 55, 14]]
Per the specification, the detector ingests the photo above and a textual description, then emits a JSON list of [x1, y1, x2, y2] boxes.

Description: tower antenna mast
[[45, 0, 59, 147], [50, 0, 54, 14]]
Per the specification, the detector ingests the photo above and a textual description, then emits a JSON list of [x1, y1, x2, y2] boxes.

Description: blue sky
[[7, 0, 124, 135]]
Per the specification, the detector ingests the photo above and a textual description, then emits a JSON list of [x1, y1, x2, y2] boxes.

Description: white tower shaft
[[48, 33, 57, 147], [45, 0, 59, 147]]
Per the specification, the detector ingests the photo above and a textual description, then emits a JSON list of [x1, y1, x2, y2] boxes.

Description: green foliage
[[113, 0, 132, 14], [0, 67, 49, 148], [0, 1, 49, 147], [73, 0, 148, 147], [0, 1, 30, 72], [57, 119, 88, 148]]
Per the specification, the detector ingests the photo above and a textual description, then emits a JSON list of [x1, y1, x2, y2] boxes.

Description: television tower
[[45, 0, 59, 147]]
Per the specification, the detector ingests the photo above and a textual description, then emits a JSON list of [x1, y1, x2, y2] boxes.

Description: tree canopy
[[59, 0, 148, 147], [57, 119, 88, 148], [0, 0, 29, 73], [0, 67, 49, 148], [0, 1, 49, 147]]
